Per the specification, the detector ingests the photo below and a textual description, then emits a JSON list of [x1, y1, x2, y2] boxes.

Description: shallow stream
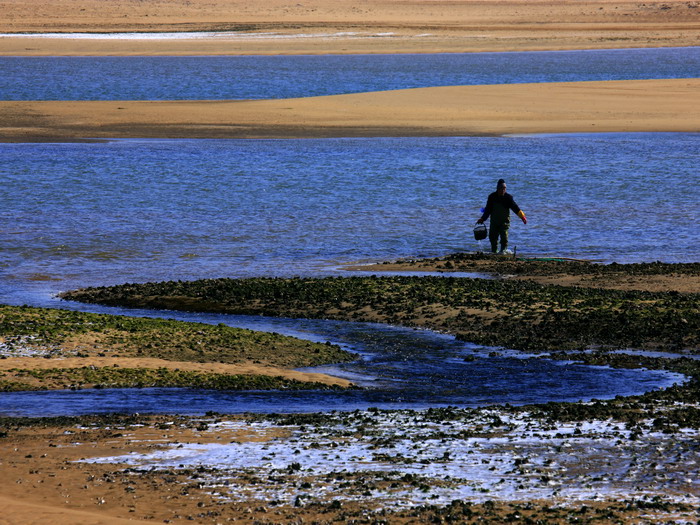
[[0, 302, 683, 416]]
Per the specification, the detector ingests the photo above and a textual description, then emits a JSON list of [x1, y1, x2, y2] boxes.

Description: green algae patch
[[0, 366, 345, 392], [61, 274, 700, 354], [0, 304, 355, 368], [60, 271, 700, 407], [0, 304, 356, 391]]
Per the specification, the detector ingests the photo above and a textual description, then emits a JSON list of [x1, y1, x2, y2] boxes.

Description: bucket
[[473, 223, 487, 241]]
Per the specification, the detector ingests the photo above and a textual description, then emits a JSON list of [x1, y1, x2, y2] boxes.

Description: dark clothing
[[479, 192, 522, 226], [488, 222, 509, 254], [479, 191, 522, 253]]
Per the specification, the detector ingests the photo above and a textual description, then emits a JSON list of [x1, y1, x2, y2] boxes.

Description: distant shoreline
[[2, 0, 699, 56], [2, 35, 697, 57]]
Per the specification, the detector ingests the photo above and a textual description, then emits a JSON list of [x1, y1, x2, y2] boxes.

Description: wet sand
[[2, 409, 698, 524], [2, 0, 699, 141], [2, 78, 700, 141], [5, 260, 698, 522]]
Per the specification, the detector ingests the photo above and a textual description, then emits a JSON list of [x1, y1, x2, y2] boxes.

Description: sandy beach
[[346, 255, 700, 293], [1, 0, 699, 56], [28, 260, 694, 523], [2, 0, 699, 141], [2, 404, 699, 524], [0, 356, 351, 388], [2, 78, 700, 141], [3, 259, 697, 522]]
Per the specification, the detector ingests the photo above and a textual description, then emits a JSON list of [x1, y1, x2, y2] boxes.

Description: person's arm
[[509, 196, 527, 224], [477, 194, 493, 223]]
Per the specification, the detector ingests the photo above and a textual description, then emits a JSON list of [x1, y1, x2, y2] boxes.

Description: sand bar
[[2, 78, 699, 141], [346, 257, 700, 293], [1, 0, 699, 55], [0, 356, 352, 387]]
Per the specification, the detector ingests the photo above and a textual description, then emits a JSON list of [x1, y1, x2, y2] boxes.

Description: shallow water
[[0, 133, 696, 415], [0, 49, 696, 415], [81, 413, 700, 506], [2, 134, 698, 416], [1, 133, 697, 302], [1, 47, 699, 100], [0, 306, 682, 417]]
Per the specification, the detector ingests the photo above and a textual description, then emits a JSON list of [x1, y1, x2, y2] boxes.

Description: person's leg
[[500, 227, 509, 252], [488, 226, 498, 253]]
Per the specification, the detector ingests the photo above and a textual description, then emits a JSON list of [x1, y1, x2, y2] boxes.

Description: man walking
[[477, 179, 527, 254]]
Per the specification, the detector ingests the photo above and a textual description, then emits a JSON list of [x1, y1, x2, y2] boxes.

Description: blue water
[[1, 47, 699, 100], [0, 306, 682, 417], [0, 133, 694, 415], [1, 134, 697, 299], [0, 49, 696, 416]]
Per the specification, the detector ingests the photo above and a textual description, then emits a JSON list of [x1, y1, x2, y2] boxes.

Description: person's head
[[497, 178, 507, 196]]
